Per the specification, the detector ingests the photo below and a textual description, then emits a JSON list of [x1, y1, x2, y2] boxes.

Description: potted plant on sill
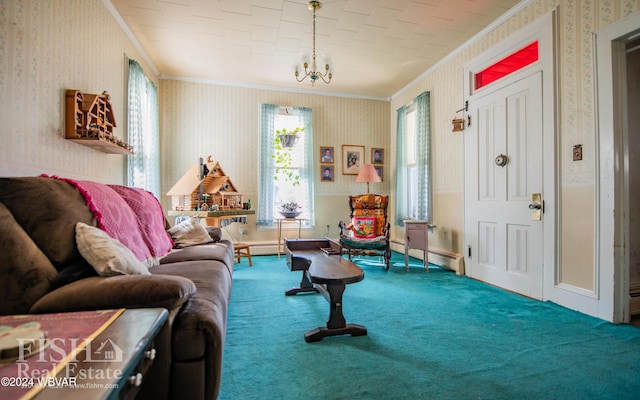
[[272, 126, 304, 186]]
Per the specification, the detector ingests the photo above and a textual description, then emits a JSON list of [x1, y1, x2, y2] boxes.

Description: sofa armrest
[[30, 274, 196, 314]]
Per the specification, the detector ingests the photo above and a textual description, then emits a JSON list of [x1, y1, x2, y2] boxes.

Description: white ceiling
[[109, 0, 522, 99]]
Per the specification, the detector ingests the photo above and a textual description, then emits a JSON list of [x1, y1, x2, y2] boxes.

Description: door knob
[[495, 154, 508, 167], [530, 193, 542, 221]]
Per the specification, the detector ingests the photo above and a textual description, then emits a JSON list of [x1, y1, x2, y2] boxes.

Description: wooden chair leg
[[234, 243, 252, 267], [246, 246, 252, 266]]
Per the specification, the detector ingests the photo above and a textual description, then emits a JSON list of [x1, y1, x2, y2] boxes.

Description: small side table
[[23, 308, 168, 400], [404, 220, 429, 272], [276, 216, 306, 259]]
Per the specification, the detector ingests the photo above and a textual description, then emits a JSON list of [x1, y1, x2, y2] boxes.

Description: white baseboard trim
[[230, 238, 340, 256], [233, 241, 280, 256], [231, 239, 465, 275]]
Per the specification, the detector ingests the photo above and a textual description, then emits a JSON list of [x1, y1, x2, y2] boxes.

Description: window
[[395, 91, 431, 225], [405, 107, 418, 219], [258, 105, 314, 227], [127, 59, 160, 197], [475, 41, 538, 90]]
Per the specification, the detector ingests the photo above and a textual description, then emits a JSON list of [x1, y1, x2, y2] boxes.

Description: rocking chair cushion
[[352, 217, 376, 238], [340, 235, 386, 250]]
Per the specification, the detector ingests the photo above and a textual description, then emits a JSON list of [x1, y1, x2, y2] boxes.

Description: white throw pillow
[[75, 222, 150, 276], [167, 217, 213, 248]]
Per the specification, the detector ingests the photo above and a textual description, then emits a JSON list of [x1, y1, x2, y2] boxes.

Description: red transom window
[[475, 41, 538, 90]]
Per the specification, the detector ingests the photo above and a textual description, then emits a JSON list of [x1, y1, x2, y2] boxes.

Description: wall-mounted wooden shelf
[[66, 137, 133, 155], [65, 89, 133, 155]]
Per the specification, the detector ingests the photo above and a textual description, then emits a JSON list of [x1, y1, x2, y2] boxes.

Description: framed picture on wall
[[374, 165, 383, 181], [371, 148, 384, 164], [321, 165, 334, 182], [320, 146, 334, 163], [342, 145, 364, 175]]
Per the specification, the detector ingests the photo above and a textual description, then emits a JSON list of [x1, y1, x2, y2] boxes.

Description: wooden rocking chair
[[338, 194, 391, 270]]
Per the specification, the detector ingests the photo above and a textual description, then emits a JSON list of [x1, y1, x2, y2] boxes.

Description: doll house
[[167, 159, 243, 211]]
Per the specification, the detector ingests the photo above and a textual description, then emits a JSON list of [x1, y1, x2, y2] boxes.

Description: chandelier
[[294, 1, 332, 86]]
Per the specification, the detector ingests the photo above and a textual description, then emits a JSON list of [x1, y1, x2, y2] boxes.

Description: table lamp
[[356, 164, 381, 193]]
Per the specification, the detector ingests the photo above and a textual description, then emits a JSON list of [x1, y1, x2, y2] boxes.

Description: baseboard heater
[[390, 240, 465, 275]]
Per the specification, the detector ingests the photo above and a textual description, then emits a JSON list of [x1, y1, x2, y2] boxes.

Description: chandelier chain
[[312, 5, 316, 67]]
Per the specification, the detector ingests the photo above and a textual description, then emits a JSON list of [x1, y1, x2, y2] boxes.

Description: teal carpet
[[220, 253, 640, 400]]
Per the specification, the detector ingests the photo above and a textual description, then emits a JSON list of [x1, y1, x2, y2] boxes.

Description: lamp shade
[[356, 164, 381, 193], [356, 164, 381, 183]]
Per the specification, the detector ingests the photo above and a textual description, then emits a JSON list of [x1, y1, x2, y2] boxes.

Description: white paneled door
[[465, 72, 544, 299]]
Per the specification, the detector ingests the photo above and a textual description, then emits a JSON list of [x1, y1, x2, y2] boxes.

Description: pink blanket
[[43, 175, 173, 265], [108, 184, 174, 258]]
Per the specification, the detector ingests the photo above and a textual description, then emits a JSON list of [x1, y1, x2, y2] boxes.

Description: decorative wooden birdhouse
[[167, 158, 243, 211]]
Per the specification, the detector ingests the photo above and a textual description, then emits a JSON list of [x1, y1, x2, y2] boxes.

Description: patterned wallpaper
[[0, 0, 157, 182], [3, 0, 640, 282], [389, 0, 639, 288], [3, 0, 636, 191], [159, 80, 390, 204], [391, 0, 640, 192]]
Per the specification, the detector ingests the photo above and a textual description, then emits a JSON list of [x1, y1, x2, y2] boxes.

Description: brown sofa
[[0, 176, 234, 400]]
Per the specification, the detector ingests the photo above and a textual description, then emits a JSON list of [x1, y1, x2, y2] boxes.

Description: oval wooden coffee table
[[285, 239, 367, 342]]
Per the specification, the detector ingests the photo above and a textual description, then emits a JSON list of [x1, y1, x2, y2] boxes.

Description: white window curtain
[[394, 91, 431, 225], [257, 104, 314, 227], [127, 59, 160, 197]]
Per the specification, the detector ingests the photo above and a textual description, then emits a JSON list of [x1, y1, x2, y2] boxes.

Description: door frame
[[595, 10, 640, 323], [463, 9, 558, 301]]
